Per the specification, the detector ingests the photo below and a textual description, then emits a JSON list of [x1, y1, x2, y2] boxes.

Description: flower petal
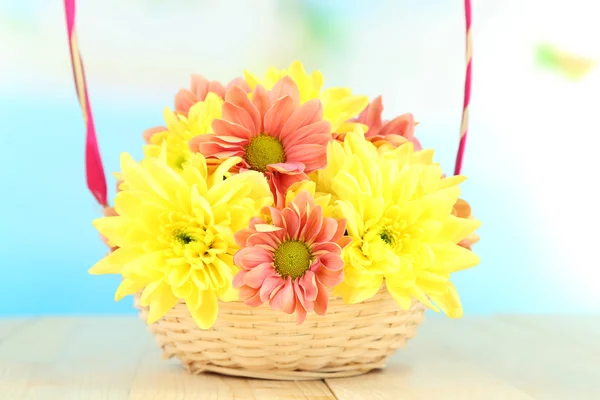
[[260, 275, 285, 302], [269, 278, 296, 314], [280, 99, 323, 140], [187, 290, 219, 329], [225, 85, 261, 134], [243, 262, 276, 289], [222, 102, 257, 136], [234, 247, 272, 270], [264, 96, 295, 138], [298, 270, 318, 302]]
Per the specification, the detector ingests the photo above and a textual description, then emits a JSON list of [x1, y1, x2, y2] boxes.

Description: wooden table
[[0, 315, 598, 399]]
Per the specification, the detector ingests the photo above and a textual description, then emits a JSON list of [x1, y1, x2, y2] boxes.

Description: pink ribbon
[[64, 0, 108, 206]]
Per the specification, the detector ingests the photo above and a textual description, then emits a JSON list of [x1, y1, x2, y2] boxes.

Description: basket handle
[[454, 0, 472, 176], [64, 0, 472, 207], [64, 0, 108, 207]]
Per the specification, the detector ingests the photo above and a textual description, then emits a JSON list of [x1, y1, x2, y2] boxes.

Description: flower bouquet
[[85, 61, 479, 379], [66, 0, 478, 381]]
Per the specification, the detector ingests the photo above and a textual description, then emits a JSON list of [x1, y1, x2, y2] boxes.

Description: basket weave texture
[[135, 288, 426, 380]]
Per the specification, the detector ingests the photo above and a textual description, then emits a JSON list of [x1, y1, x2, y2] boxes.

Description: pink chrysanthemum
[[351, 96, 422, 150], [143, 75, 249, 143], [189, 77, 331, 205], [233, 191, 350, 324], [174, 75, 250, 116]]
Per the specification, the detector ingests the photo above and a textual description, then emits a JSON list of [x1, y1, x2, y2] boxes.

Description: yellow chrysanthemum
[[244, 61, 368, 133], [90, 147, 272, 328], [144, 92, 223, 170], [315, 128, 481, 318]]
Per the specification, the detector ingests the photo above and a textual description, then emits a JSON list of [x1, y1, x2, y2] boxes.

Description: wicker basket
[[134, 288, 426, 380]]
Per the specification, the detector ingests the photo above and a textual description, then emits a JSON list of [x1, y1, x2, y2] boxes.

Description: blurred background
[[1, 0, 598, 316]]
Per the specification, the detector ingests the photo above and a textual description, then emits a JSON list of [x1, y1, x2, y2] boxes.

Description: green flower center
[[245, 134, 286, 173], [175, 230, 196, 245], [273, 240, 312, 279], [379, 228, 396, 246]]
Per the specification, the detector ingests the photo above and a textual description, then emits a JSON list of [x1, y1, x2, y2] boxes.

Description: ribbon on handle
[[64, 0, 108, 206], [454, 0, 472, 176]]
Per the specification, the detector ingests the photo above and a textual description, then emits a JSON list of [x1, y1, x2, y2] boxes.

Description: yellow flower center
[[273, 240, 312, 279], [245, 134, 286, 173]]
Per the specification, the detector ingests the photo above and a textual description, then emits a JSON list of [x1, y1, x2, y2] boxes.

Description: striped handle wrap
[[64, 0, 108, 206], [454, 0, 472, 176]]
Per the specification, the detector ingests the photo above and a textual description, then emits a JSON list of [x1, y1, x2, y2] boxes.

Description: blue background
[[1, 0, 599, 316]]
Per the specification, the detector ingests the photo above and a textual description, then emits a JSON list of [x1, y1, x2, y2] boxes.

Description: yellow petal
[[89, 247, 140, 275], [146, 284, 179, 324], [385, 282, 413, 310], [115, 279, 145, 301], [430, 243, 481, 272], [187, 290, 219, 329], [430, 282, 464, 318]]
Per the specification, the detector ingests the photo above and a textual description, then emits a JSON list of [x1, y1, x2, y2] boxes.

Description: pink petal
[[410, 136, 423, 151], [337, 236, 352, 249], [206, 81, 226, 99], [235, 227, 254, 247], [240, 285, 263, 306], [269, 172, 309, 209], [174, 89, 197, 115], [313, 280, 329, 316], [143, 126, 167, 144], [232, 270, 246, 288], [212, 118, 254, 141], [282, 121, 331, 148], [319, 252, 344, 272], [316, 263, 344, 286], [225, 85, 261, 134], [281, 207, 301, 239], [226, 77, 250, 93], [298, 270, 318, 302], [269, 278, 296, 314], [295, 301, 308, 325], [223, 102, 258, 135], [189, 134, 215, 153], [378, 113, 415, 138], [243, 262, 276, 289], [251, 85, 272, 123], [285, 144, 327, 173], [279, 100, 323, 140], [264, 96, 295, 138], [358, 96, 383, 133], [310, 242, 342, 256], [271, 76, 300, 107], [190, 74, 210, 100], [247, 231, 282, 250], [266, 207, 283, 228], [300, 204, 323, 243], [267, 162, 305, 174], [260, 275, 285, 302], [331, 218, 347, 242], [234, 247, 272, 270], [313, 218, 338, 244]]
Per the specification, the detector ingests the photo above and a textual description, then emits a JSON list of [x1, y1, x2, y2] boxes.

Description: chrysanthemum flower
[[189, 77, 331, 205], [244, 61, 369, 133], [90, 148, 273, 329], [315, 128, 480, 318], [174, 75, 250, 115], [233, 191, 350, 323], [343, 96, 422, 151], [143, 92, 223, 171]]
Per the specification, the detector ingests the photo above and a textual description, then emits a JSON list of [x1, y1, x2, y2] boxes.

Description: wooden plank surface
[[0, 316, 598, 399]]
